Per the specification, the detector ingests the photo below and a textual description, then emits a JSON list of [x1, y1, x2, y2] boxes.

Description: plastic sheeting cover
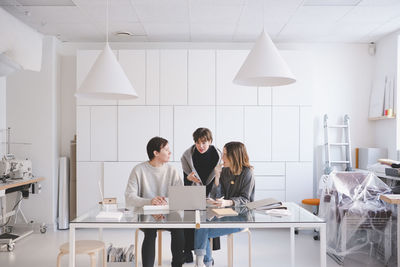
[[318, 171, 393, 264]]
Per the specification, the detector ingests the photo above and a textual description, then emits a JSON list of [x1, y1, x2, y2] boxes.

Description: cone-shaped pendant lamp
[[233, 31, 296, 87], [75, 44, 138, 99], [75, 0, 137, 100]]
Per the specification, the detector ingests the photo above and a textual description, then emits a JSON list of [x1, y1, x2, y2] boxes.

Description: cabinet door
[[91, 106, 118, 161], [118, 50, 146, 105], [216, 50, 257, 105], [160, 50, 187, 105], [76, 106, 90, 161], [118, 106, 159, 161], [77, 162, 102, 216], [76, 50, 117, 106], [188, 50, 215, 105]]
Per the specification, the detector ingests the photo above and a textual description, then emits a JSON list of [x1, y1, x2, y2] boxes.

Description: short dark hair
[[146, 137, 168, 160], [193, 128, 213, 143]]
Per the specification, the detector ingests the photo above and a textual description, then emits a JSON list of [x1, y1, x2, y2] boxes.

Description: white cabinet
[[173, 106, 215, 160], [160, 50, 187, 105], [255, 176, 285, 190], [272, 51, 313, 106], [76, 50, 117, 106], [146, 50, 160, 105], [118, 50, 146, 105], [76, 106, 91, 161], [251, 162, 285, 176], [216, 106, 243, 149], [160, 106, 174, 160], [91, 106, 118, 161], [286, 162, 313, 204], [216, 50, 257, 105], [244, 106, 271, 161], [272, 106, 299, 161], [118, 106, 159, 161], [104, 162, 137, 205], [188, 50, 215, 105], [77, 162, 102, 216], [300, 106, 313, 161]]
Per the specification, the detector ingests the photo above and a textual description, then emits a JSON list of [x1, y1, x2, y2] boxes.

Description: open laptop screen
[[168, 186, 206, 210]]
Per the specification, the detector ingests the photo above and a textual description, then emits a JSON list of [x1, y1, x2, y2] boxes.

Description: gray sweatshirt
[[211, 166, 255, 207], [125, 161, 183, 208]]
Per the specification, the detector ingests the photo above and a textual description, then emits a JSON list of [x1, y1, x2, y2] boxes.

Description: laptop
[[168, 186, 206, 210]]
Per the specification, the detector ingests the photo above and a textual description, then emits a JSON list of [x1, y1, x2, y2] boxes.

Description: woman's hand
[[214, 164, 223, 186], [151, 196, 167, 205], [215, 197, 233, 207], [187, 172, 201, 184]]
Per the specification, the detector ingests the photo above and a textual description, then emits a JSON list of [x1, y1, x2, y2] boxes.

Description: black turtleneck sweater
[[184, 145, 219, 196]]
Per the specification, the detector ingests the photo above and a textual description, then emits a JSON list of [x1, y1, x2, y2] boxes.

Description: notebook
[[246, 198, 284, 210], [96, 211, 123, 220], [211, 208, 238, 216]]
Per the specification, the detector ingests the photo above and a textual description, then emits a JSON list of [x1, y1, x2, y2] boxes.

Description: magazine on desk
[[246, 198, 286, 210]]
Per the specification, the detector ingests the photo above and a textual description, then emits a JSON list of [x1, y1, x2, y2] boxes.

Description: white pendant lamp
[[233, 30, 296, 87], [75, 0, 137, 99]]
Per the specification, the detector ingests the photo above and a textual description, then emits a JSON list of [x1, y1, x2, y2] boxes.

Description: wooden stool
[[227, 228, 251, 267], [57, 240, 106, 267]]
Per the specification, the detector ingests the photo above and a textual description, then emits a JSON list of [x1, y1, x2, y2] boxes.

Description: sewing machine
[[0, 155, 32, 180]]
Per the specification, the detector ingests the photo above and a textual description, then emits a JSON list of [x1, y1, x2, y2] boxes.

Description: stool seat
[[302, 198, 320, 206], [57, 240, 106, 267], [60, 240, 105, 254]]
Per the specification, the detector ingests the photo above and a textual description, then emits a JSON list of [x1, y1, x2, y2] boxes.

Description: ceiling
[[1, 0, 400, 43]]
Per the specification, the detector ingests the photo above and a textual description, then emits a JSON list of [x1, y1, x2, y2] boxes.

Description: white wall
[[56, 42, 377, 217], [311, 44, 376, 190], [0, 77, 5, 157], [370, 31, 400, 160], [6, 36, 59, 226]]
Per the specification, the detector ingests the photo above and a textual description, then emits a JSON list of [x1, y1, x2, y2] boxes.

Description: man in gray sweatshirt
[[125, 137, 184, 267]]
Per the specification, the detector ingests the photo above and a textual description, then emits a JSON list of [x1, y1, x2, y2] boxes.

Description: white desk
[[69, 202, 326, 267]]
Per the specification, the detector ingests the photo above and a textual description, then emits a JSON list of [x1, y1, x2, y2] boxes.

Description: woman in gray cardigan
[[181, 128, 222, 263], [193, 141, 255, 267]]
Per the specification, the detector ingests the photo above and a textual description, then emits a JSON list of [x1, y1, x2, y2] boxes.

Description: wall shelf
[[368, 115, 396, 121]]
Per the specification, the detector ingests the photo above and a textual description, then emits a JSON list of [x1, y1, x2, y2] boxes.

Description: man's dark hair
[[192, 128, 213, 143], [146, 137, 169, 160]]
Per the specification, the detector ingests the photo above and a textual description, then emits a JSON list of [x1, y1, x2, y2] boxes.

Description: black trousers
[[141, 228, 185, 267]]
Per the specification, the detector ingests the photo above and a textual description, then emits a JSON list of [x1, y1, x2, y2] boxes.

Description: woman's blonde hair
[[224, 142, 252, 175]]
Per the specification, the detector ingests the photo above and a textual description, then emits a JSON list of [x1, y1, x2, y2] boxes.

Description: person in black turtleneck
[[181, 128, 222, 264]]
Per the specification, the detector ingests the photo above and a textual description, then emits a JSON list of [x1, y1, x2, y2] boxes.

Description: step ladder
[[323, 114, 353, 174]]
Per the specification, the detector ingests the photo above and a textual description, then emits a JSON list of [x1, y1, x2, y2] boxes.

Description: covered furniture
[[318, 171, 392, 265]]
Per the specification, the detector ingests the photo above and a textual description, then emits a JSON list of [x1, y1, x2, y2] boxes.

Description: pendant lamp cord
[[262, 0, 265, 32], [106, 0, 109, 43]]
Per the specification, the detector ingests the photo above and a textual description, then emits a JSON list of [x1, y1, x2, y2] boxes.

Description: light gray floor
[[0, 227, 388, 267]]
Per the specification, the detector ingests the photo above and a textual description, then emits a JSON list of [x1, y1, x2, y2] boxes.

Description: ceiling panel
[[77, 2, 139, 23], [190, 23, 236, 41], [133, 2, 188, 23], [40, 23, 104, 42], [1, 0, 400, 43], [289, 6, 353, 23], [341, 5, 400, 23], [190, 6, 242, 24], [143, 23, 190, 41]]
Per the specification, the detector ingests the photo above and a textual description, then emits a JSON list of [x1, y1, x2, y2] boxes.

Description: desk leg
[[1, 192, 6, 225], [69, 225, 76, 267], [397, 206, 399, 267], [320, 224, 326, 267], [290, 227, 295, 267]]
